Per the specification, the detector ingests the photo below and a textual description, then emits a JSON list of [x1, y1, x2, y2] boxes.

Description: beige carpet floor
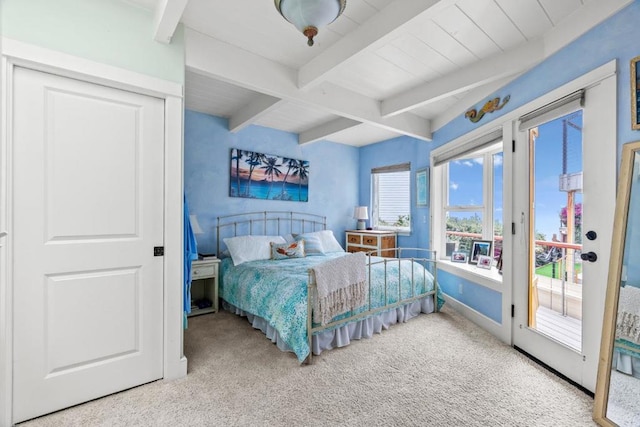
[[20, 306, 597, 426]]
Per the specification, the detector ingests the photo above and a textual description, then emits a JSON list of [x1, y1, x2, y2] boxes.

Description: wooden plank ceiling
[[132, 0, 630, 146]]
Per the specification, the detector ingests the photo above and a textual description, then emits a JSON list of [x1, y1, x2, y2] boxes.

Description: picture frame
[[451, 251, 468, 263], [469, 240, 492, 265], [229, 148, 309, 202], [632, 55, 640, 130], [477, 255, 492, 270], [416, 168, 429, 207]]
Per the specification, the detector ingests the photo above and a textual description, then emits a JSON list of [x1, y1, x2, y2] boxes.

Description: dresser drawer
[[363, 236, 378, 246], [192, 264, 215, 279], [347, 234, 362, 244]]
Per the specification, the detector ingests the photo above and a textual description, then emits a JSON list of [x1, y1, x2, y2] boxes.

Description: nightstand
[[345, 230, 397, 257], [189, 258, 220, 317]]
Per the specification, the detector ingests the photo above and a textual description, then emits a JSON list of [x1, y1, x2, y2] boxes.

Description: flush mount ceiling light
[[274, 0, 347, 47]]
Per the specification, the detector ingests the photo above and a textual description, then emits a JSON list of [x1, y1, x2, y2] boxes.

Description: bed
[[613, 284, 640, 378], [216, 211, 444, 364]]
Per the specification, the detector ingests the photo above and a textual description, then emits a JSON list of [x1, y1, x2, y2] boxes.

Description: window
[[433, 131, 503, 265], [371, 163, 411, 234]]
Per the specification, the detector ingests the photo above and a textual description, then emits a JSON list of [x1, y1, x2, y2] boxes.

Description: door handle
[[580, 251, 598, 262], [0, 231, 7, 238]]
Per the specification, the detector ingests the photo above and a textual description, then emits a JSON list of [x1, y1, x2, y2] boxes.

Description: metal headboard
[[217, 211, 327, 255]]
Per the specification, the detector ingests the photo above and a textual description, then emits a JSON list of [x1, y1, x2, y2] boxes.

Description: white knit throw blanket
[[616, 285, 640, 345], [311, 252, 367, 326]]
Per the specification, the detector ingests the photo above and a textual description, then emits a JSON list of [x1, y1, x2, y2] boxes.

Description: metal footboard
[[305, 248, 438, 364]]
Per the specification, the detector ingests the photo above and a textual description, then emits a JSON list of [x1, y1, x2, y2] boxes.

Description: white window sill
[[437, 259, 503, 292]]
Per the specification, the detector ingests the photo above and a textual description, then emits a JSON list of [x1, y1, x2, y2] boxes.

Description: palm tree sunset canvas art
[[230, 148, 309, 202]]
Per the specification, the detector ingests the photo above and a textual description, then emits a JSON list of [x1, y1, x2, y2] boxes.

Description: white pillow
[[301, 230, 344, 253], [223, 235, 286, 266]]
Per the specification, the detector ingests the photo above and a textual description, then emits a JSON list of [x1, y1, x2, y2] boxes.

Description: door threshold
[[513, 345, 593, 398]]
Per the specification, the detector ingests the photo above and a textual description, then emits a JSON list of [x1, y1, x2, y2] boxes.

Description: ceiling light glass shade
[[275, 0, 346, 46]]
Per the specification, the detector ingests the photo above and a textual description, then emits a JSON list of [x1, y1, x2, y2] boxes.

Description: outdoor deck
[[534, 271, 582, 351], [536, 275, 582, 320], [535, 306, 582, 351]]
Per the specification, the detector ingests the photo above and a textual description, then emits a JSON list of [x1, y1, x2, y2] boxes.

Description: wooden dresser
[[345, 230, 397, 257]]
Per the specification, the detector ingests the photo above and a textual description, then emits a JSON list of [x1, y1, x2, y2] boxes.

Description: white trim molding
[[0, 38, 186, 426], [443, 295, 509, 344]]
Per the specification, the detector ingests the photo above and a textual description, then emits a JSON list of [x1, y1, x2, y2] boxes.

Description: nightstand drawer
[[192, 265, 215, 279], [347, 234, 362, 244], [363, 236, 377, 246], [345, 230, 397, 258]]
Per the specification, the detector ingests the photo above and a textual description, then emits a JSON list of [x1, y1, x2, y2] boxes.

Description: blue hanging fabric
[[184, 195, 199, 329]]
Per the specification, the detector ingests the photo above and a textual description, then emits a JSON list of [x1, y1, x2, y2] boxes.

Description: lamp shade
[[189, 214, 204, 234], [353, 206, 369, 220], [275, 0, 346, 46]]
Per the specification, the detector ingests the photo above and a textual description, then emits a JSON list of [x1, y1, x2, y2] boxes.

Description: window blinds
[[371, 162, 410, 174], [518, 89, 584, 131], [371, 163, 411, 228], [432, 129, 502, 167]]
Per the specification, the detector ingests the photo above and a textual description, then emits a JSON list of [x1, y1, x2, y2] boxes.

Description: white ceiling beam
[[381, 41, 544, 117], [186, 29, 432, 141], [229, 95, 284, 133], [299, 118, 362, 144], [153, 0, 189, 44], [298, 0, 457, 89]]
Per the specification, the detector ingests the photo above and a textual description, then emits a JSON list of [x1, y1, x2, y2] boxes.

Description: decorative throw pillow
[[316, 230, 345, 253], [296, 234, 324, 255], [223, 235, 286, 266], [270, 240, 305, 260], [297, 230, 344, 253]]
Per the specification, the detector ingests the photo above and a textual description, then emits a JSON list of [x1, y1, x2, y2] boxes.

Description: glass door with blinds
[[512, 79, 616, 392]]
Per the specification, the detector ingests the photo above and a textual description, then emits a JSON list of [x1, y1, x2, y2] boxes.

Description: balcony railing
[[445, 231, 582, 318]]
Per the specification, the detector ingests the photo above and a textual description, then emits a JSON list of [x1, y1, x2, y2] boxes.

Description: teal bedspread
[[220, 253, 443, 362]]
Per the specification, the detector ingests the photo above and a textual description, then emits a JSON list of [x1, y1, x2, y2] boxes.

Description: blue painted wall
[[437, 270, 502, 323], [358, 135, 432, 251], [184, 110, 359, 255]]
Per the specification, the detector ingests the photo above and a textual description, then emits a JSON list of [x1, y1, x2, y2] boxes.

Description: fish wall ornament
[[465, 94, 510, 123]]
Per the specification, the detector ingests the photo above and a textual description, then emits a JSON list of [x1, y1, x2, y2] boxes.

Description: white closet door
[[12, 67, 165, 423]]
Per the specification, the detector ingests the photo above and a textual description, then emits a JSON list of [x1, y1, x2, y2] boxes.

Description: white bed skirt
[[222, 297, 436, 358], [613, 351, 640, 379]]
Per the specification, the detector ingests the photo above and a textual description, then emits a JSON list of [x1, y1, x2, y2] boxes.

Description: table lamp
[[189, 214, 204, 235], [353, 206, 368, 230]]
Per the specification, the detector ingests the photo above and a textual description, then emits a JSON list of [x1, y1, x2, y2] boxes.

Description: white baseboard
[[443, 295, 511, 344]]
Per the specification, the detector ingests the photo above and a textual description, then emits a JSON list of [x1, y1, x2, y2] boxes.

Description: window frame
[[433, 141, 503, 268], [370, 163, 412, 234]]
